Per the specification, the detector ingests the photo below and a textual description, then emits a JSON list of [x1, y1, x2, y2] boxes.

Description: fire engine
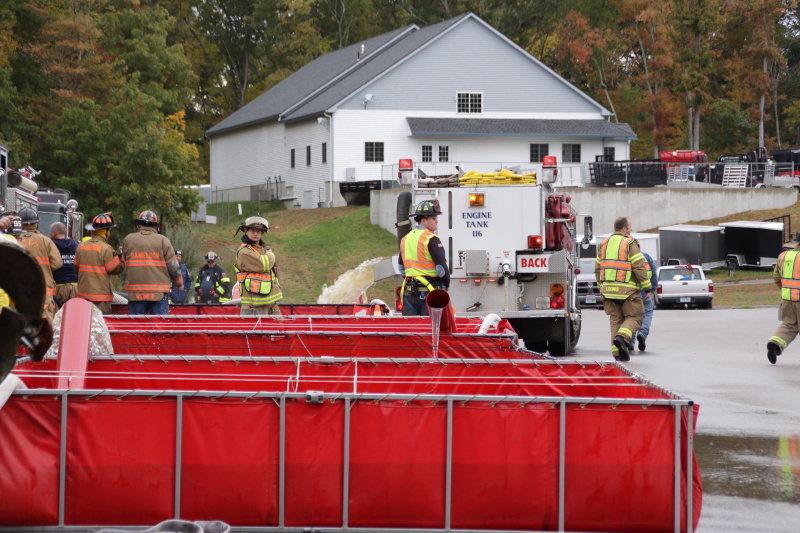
[[396, 156, 591, 356], [0, 142, 83, 240]]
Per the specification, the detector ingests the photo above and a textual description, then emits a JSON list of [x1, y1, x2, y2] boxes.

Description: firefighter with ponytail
[[234, 215, 282, 315]]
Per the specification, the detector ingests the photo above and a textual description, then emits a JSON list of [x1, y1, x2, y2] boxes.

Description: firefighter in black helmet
[[397, 199, 450, 316], [74, 213, 124, 314]]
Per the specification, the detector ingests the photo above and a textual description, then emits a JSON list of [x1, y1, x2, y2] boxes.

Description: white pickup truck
[[654, 264, 714, 309]]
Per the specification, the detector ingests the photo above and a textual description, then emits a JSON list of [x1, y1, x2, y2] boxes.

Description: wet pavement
[[568, 308, 800, 532]]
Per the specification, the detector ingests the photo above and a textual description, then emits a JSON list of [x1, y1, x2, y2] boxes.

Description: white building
[[206, 13, 636, 209]]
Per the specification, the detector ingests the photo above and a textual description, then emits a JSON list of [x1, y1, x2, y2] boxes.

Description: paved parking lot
[[571, 307, 800, 532]]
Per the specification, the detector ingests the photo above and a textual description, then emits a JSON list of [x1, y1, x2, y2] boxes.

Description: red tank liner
[[1, 307, 701, 532]]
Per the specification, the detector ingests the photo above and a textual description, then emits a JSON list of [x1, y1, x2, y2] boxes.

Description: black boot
[[767, 342, 782, 364], [613, 335, 630, 362], [637, 333, 646, 352]]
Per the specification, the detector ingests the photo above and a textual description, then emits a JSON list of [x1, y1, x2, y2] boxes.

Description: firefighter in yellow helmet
[[766, 232, 800, 364], [398, 199, 450, 316], [595, 217, 651, 361], [234, 215, 282, 315]]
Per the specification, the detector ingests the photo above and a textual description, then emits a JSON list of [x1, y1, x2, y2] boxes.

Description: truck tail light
[[708, 283, 714, 293], [656, 285, 662, 295], [550, 284, 565, 297], [550, 296, 565, 309], [528, 235, 543, 250]]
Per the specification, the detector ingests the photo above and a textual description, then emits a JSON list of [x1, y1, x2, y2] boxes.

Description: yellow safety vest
[[401, 229, 438, 292], [235, 244, 282, 306], [596, 234, 646, 300], [779, 249, 800, 301]]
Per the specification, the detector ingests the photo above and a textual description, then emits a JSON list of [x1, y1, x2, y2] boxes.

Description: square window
[[290, 148, 295, 168], [365, 142, 384, 162], [530, 144, 549, 163], [457, 92, 482, 113], [422, 145, 432, 163], [562, 144, 581, 163], [603, 147, 615, 161]]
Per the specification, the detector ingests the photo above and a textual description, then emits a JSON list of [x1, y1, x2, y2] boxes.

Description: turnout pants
[[604, 294, 644, 357], [768, 300, 800, 352]]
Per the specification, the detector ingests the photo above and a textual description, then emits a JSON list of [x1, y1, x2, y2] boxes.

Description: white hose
[[478, 313, 502, 334], [0, 373, 27, 411], [369, 299, 393, 316]]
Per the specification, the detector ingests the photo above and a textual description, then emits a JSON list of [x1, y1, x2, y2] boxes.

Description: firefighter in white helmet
[[234, 215, 282, 315]]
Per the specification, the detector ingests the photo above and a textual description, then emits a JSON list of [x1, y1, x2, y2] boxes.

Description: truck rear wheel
[[548, 317, 581, 357]]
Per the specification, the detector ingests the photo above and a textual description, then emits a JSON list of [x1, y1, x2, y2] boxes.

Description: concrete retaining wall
[[370, 186, 797, 237]]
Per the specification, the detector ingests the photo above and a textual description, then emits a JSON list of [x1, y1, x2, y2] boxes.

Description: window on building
[[603, 147, 615, 161], [562, 144, 581, 163], [322, 142, 327, 163], [306, 145, 311, 166], [457, 92, 482, 113], [365, 142, 384, 162], [529, 143, 549, 162], [422, 145, 432, 162], [290, 148, 295, 168], [438, 145, 449, 162]]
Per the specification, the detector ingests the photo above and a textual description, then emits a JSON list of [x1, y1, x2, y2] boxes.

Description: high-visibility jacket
[[75, 235, 124, 302], [400, 229, 439, 291], [776, 249, 800, 301], [18, 230, 62, 307], [595, 233, 652, 300], [235, 242, 282, 307], [122, 227, 181, 301]]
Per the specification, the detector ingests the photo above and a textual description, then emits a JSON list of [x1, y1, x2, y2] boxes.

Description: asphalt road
[[569, 307, 800, 532]]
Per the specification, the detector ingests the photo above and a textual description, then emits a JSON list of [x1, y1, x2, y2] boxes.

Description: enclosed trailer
[[658, 225, 726, 270], [596, 232, 660, 263], [719, 221, 784, 269]]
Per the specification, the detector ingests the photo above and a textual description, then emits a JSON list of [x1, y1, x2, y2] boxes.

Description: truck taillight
[[708, 283, 713, 293], [528, 235, 543, 249], [550, 284, 565, 297], [550, 296, 565, 309], [656, 285, 662, 295]]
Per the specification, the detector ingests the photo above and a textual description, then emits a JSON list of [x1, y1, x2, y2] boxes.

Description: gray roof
[[406, 117, 637, 140], [207, 17, 468, 135], [206, 13, 615, 136]]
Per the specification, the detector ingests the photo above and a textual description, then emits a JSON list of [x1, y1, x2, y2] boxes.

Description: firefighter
[[766, 234, 800, 364], [398, 199, 450, 316], [17, 207, 62, 320], [595, 217, 651, 361], [50, 222, 80, 307], [169, 250, 193, 304], [195, 251, 231, 304], [122, 210, 183, 315], [233, 215, 282, 315], [74, 213, 124, 314]]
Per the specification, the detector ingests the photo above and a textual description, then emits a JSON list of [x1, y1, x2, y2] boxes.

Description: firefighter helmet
[[239, 215, 269, 232], [3, 216, 26, 235], [412, 199, 442, 217], [204, 251, 218, 261], [136, 210, 159, 226], [18, 207, 39, 225], [85, 212, 115, 232]]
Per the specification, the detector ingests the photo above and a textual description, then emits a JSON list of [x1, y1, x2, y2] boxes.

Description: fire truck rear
[[397, 156, 590, 356], [1, 142, 83, 240]]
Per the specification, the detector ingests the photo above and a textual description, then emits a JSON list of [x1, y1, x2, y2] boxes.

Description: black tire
[[699, 301, 713, 310], [549, 317, 581, 357]]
